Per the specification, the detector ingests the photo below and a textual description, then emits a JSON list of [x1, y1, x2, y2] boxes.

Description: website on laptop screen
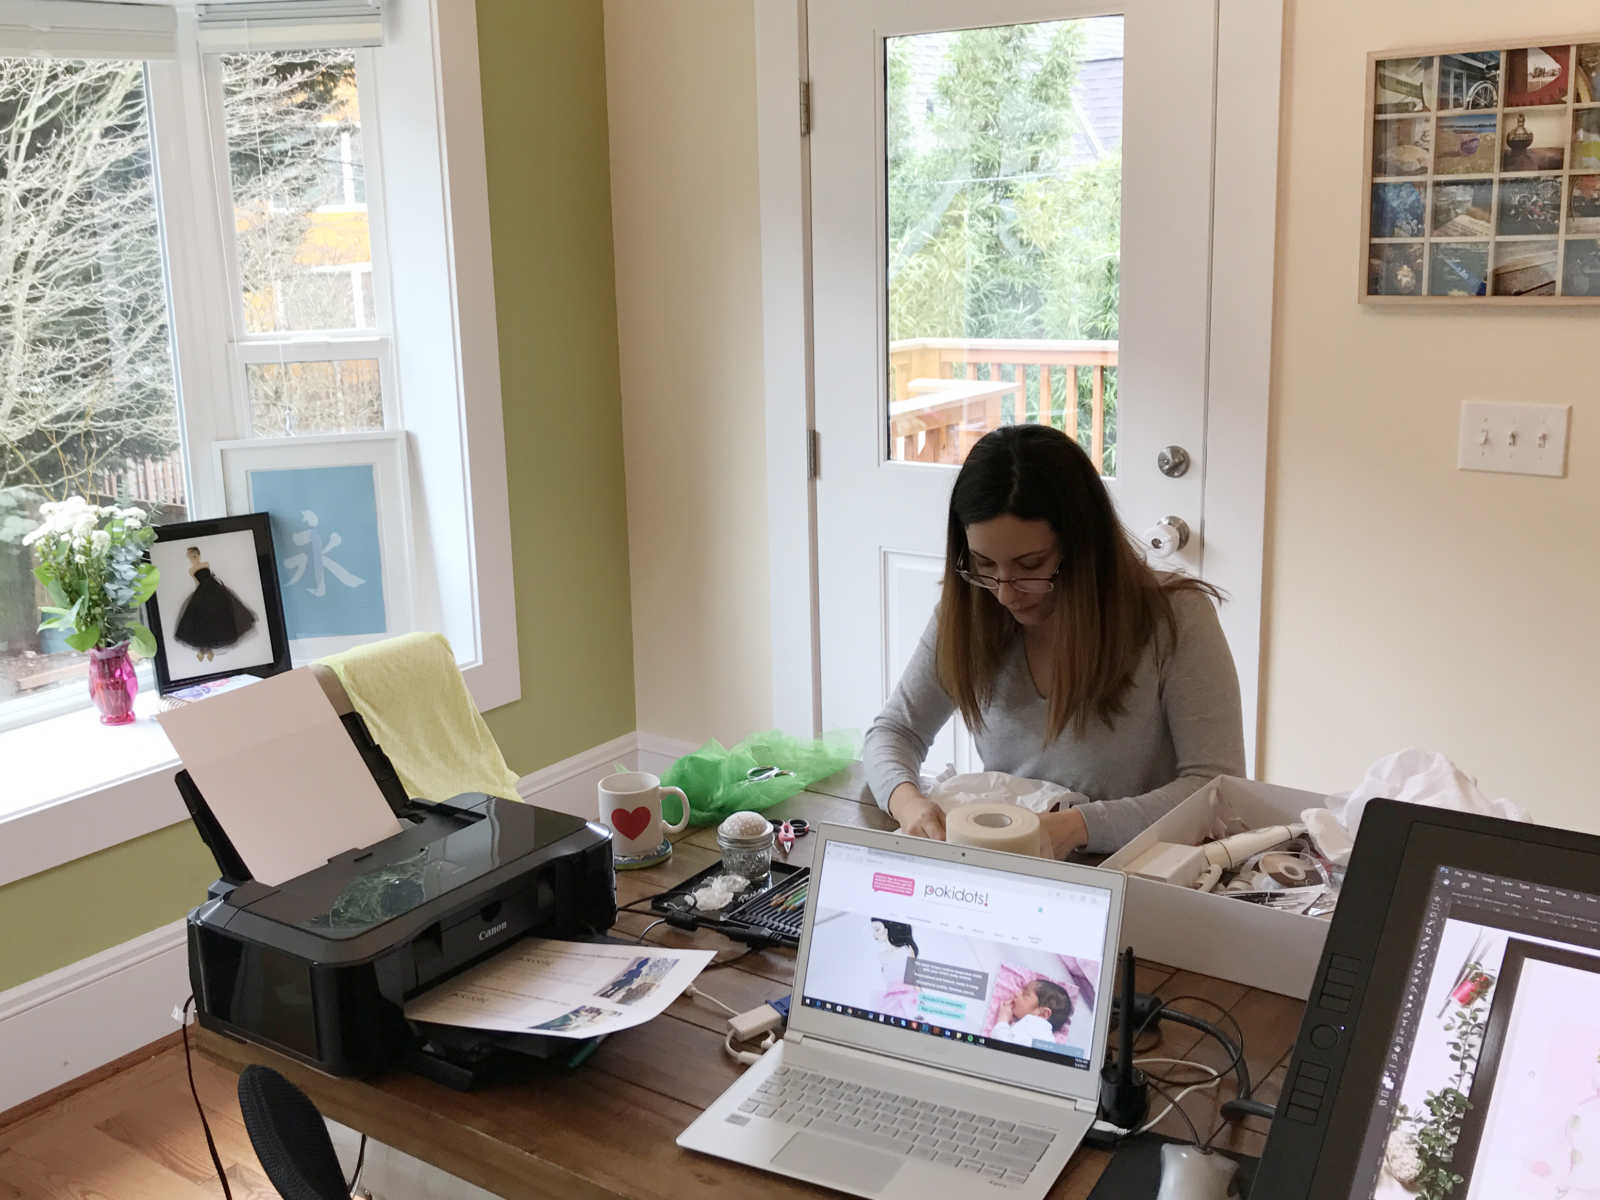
[[1346, 866, 1600, 1199], [799, 840, 1113, 1071]]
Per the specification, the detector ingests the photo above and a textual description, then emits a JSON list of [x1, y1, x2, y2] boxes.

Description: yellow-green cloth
[[321, 632, 520, 803]]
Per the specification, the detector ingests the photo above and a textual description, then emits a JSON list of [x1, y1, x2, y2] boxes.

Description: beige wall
[[1261, 1, 1600, 828], [603, 0, 774, 746]]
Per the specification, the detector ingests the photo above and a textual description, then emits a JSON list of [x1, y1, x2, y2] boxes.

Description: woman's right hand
[[887, 785, 946, 841]]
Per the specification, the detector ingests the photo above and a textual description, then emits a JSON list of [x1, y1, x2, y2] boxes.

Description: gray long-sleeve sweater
[[862, 589, 1245, 855]]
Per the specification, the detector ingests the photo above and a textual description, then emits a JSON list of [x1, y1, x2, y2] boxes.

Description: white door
[[811, 0, 1217, 767]]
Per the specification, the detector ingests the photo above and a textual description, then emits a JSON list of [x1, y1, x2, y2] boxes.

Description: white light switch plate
[[1457, 401, 1570, 477]]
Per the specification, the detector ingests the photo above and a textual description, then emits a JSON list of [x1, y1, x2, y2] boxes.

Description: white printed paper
[[156, 668, 404, 885], [404, 939, 716, 1038]]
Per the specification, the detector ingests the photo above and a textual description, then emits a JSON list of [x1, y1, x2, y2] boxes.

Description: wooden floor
[[0, 1039, 277, 1199]]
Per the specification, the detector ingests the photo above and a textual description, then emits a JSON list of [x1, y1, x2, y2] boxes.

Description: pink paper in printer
[[157, 669, 404, 885]]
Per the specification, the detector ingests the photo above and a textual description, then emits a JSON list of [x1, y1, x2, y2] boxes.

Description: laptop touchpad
[[772, 1131, 902, 1191]]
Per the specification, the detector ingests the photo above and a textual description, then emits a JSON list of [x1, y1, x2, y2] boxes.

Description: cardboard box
[[1101, 776, 1331, 999]]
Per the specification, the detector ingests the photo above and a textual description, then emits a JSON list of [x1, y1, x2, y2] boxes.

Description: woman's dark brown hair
[[935, 424, 1219, 741]]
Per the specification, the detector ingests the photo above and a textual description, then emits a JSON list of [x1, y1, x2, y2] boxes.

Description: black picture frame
[[1449, 938, 1600, 1189], [145, 514, 290, 694]]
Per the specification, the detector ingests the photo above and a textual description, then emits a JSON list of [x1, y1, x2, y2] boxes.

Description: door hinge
[[807, 428, 820, 480], [799, 79, 811, 137]]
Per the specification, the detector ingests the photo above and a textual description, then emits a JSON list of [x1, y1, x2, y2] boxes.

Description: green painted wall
[[477, 0, 634, 772], [0, 823, 218, 991], [0, 0, 633, 993]]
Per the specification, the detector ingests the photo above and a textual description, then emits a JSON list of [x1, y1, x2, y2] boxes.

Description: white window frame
[[0, 0, 519, 887], [197, 45, 401, 436], [233, 336, 394, 437]]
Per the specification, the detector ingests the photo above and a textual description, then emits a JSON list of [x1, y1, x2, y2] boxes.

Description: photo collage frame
[[1364, 39, 1600, 302]]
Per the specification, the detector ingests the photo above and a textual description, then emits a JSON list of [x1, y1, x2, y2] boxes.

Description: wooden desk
[[196, 777, 1304, 1198]]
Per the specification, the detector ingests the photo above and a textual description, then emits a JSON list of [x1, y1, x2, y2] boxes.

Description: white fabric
[[926, 770, 1075, 816], [1300, 807, 1355, 867], [990, 1012, 1055, 1045], [0, 1, 175, 60], [1325, 748, 1525, 837]]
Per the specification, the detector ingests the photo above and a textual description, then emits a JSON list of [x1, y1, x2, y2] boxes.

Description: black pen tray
[[650, 860, 808, 947]]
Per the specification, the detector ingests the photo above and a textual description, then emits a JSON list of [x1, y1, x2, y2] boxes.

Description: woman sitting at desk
[[863, 424, 1244, 857]]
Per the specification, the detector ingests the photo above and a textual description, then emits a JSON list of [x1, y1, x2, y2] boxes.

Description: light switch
[[1457, 401, 1570, 477]]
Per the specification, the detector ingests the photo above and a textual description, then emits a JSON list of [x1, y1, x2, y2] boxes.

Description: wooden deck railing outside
[[888, 337, 1117, 469], [93, 451, 187, 509]]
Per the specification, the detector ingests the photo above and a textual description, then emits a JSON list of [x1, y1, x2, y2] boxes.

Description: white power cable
[[686, 984, 739, 1017], [724, 1028, 775, 1066], [1133, 1056, 1226, 1081]]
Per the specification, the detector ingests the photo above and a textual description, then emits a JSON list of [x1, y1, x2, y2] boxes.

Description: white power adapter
[[728, 1002, 786, 1043], [725, 997, 791, 1065]]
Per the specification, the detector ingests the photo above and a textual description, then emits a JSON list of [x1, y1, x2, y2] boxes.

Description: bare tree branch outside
[[0, 49, 372, 702], [223, 50, 382, 438], [0, 58, 178, 508]]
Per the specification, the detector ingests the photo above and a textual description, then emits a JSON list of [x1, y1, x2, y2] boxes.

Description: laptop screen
[[798, 839, 1114, 1073], [1344, 864, 1600, 1198]]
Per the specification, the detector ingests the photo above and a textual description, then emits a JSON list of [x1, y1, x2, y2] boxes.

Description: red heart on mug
[[611, 806, 653, 842]]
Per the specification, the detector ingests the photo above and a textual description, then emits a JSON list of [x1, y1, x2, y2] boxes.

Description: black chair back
[[236, 1064, 349, 1200]]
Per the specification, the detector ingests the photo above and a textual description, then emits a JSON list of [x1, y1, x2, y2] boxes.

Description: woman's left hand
[[1038, 808, 1089, 859]]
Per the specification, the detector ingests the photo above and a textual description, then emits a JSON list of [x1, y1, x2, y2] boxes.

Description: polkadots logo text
[[922, 882, 989, 907]]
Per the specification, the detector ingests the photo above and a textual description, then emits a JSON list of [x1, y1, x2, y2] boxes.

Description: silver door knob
[[1157, 446, 1191, 477], [1143, 516, 1190, 557]]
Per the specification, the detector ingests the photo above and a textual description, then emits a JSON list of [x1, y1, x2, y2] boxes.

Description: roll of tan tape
[[945, 803, 1045, 857]]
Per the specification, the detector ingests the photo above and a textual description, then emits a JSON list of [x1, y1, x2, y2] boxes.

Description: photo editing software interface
[[1350, 865, 1600, 1199], [800, 841, 1112, 1071]]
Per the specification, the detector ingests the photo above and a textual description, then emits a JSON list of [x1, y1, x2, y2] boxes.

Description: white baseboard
[[0, 730, 704, 1113], [514, 730, 698, 818], [634, 731, 698, 776], [0, 918, 187, 1115]]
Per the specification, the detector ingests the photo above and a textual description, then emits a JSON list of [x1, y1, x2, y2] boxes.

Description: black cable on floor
[[1146, 1080, 1207, 1148], [1129, 994, 1249, 1093], [348, 1132, 367, 1193], [181, 994, 233, 1200]]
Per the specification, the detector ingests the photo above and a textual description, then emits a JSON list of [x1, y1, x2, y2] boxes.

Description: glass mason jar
[[716, 818, 775, 889]]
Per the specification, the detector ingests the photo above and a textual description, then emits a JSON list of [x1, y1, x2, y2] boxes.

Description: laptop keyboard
[[735, 1065, 1055, 1185]]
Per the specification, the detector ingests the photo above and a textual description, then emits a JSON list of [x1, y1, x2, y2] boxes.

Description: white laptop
[[678, 821, 1126, 1199]]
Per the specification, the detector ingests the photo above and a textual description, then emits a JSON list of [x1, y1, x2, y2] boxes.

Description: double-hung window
[[204, 21, 394, 439], [0, 0, 516, 742]]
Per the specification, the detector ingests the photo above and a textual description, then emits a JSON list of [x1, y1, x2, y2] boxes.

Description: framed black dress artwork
[[145, 514, 291, 694]]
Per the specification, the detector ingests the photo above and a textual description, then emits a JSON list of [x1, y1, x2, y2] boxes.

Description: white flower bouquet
[[24, 497, 160, 655]]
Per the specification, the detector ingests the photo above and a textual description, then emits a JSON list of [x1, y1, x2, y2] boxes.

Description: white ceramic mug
[[599, 771, 690, 858]]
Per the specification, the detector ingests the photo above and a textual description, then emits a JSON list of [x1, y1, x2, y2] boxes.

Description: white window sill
[[0, 692, 188, 888], [0, 652, 516, 890]]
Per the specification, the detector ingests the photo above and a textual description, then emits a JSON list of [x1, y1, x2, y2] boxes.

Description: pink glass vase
[[87, 642, 138, 726]]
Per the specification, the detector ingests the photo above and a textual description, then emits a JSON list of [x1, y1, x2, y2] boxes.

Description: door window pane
[[221, 49, 374, 334], [247, 360, 383, 437], [0, 58, 185, 713], [886, 19, 1122, 474]]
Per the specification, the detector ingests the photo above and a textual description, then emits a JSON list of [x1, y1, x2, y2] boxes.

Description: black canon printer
[[182, 709, 616, 1087]]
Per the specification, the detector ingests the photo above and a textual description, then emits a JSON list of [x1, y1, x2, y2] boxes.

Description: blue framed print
[[215, 432, 413, 659], [248, 465, 387, 639]]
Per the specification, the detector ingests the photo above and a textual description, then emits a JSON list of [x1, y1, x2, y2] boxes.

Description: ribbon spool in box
[[945, 803, 1045, 857]]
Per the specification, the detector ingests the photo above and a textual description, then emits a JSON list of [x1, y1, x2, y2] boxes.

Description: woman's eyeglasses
[[955, 555, 1061, 595]]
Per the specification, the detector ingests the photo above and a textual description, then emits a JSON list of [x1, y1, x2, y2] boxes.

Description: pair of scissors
[[776, 817, 811, 857], [745, 765, 795, 783]]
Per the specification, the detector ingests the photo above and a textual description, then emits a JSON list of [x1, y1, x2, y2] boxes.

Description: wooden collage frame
[[1361, 36, 1600, 304]]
